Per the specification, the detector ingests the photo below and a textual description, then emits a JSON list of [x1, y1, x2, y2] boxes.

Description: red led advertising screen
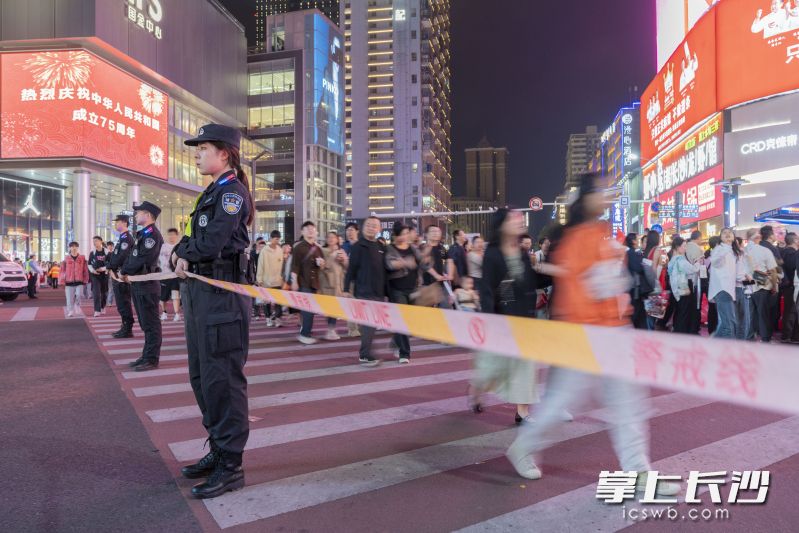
[[717, 0, 799, 110], [643, 114, 724, 231], [1, 50, 168, 179], [641, 11, 717, 162]]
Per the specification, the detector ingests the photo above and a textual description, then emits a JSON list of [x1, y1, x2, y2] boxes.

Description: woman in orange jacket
[[505, 173, 679, 497]]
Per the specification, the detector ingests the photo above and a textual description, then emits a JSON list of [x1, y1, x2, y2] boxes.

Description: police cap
[[184, 123, 241, 149], [132, 201, 161, 220]]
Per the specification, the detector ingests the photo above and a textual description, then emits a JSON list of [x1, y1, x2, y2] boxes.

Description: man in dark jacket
[[780, 232, 799, 343], [291, 221, 325, 344], [344, 216, 386, 366], [449, 229, 468, 286]]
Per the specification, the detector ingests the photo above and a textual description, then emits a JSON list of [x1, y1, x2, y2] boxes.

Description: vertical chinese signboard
[[716, 0, 799, 110], [0, 50, 168, 180]]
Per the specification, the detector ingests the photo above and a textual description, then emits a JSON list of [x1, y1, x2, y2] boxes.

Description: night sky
[[220, 0, 657, 232]]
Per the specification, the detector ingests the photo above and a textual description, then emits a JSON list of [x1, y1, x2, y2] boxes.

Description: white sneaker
[[266, 318, 274, 327], [349, 330, 361, 337], [506, 440, 542, 480], [298, 335, 318, 345], [172, 314, 181, 322], [398, 357, 410, 364], [560, 410, 574, 422], [273, 318, 282, 328], [93, 311, 101, 317], [636, 472, 680, 496], [324, 330, 341, 341], [160, 312, 167, 321], [67, 310, 74, 318]]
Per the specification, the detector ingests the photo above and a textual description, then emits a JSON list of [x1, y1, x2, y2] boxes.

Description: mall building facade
[[248, 10, 346, 242], [0, 0, 267, 261]]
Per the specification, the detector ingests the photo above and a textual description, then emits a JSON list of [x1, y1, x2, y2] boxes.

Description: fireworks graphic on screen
[[22, 51, 93, 89], [1, 113, 46, 153], [139, 84, 165, 117], [149, 145, 165, 167]]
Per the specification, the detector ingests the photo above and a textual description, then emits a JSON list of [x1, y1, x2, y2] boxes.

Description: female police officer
[[171, 124, 254, 499]]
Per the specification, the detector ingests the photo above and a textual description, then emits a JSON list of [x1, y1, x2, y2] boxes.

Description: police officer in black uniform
[[109, 213, 135, 338], [121, 201, 164, 372], [172, 124, 253, 499]]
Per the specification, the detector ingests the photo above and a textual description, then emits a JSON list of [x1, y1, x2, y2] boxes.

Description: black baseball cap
[[113, 213, 130, 223], [133, 201, 161, 220], [184, 123, 242, 149]]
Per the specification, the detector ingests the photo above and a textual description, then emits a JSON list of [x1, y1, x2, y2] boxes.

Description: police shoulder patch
[[222, 192, 244, 215], [121, 242, 129, 250], [145, 238, 156, 249], [132, 249, 138, 257], [198, 214, 209, 227]]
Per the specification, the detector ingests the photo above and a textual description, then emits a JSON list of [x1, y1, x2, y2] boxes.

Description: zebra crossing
[[81, 312, 799, 531]]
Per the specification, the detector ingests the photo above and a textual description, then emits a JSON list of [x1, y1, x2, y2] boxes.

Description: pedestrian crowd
[[625, 224, 798, 344]]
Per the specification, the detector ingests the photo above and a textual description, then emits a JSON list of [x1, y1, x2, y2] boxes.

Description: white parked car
[[0, 253, 28, 301]]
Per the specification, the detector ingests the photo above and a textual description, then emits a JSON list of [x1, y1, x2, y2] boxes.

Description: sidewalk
[[0, 318, 200, 532]]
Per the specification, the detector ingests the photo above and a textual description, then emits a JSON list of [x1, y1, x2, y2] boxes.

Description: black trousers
[[27, 273, 37, 297], [183, 278, 250, 455], [132, 281, 162, 363], [91, 274, 108, 312], [672, 295, 693, 333], [356, 295, 386, 360], [631, 295, 648, 330], [782, 286, 798, 342], [751, 289, 774, 342], [688, 280, 702, 334], [113, 279, 134, 328], [389, 288, 414, 357]]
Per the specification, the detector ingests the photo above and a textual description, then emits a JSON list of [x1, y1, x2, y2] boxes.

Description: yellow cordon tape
[[126, 272, 799, 416]]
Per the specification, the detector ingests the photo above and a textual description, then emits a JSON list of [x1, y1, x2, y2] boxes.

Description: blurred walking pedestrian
[[505, 173, 679, 497]]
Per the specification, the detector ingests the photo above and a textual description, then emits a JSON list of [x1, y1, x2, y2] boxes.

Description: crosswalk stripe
[[133, 352, 472, 398], [170, 393, 504, 461], [201, 392, 716, 528], [10, 307, 38, 321], [100, 325, 343, 347], [456, 415, 799, 533], [116, 340, 451, 374], [146, 369, 475, 423]]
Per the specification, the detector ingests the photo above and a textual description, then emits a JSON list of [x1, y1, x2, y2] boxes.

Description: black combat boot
[[191, 450, 244, 499], [113, 323, 134, 338], [181, 441, 220, 479]]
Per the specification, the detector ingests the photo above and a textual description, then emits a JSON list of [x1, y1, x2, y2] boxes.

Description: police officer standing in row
[[119, 201, 164, 372], [172, 124, 253, 499], [109, 213, 135, 338]]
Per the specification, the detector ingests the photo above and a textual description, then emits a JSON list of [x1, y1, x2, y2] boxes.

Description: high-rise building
[[256, 1, 341, 48], [564, 125, 601, 190], [342, 0, 452, 224], [464, 136, 508, 206], [248, 10, 346, 241]]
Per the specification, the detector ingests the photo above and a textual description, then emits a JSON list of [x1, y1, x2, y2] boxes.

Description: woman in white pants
[[505, 173, 678, 497]]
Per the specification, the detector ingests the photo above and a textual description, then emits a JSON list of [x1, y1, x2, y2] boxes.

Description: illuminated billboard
[[657, 0, 721, 70], [643, 114, 724, 231], [716, 0, 799, 110], [0, 50, 168, 179], [307, 14, 344, 155], [642, 12, 717, 162]]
